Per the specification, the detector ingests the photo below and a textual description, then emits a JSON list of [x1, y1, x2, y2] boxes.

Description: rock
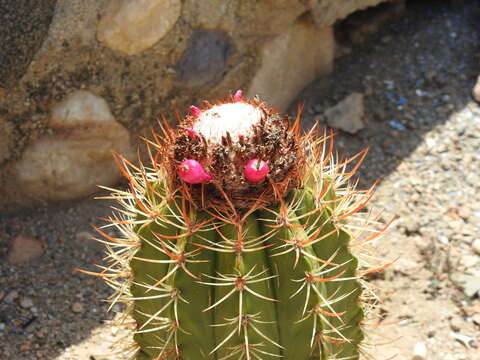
[[36, 328, 47, 339], [247, 21, 334, 112], [460, 255, 479, 268], [97, 0, 182, 55], [71, 301, 85, 313], [451, 273, 480, 298], [457, 207, 471, 221], [396, 258, 420, 274], [472, 239, 480, 255], [0, 0, 57, 87], [450, 316, 463, 332], [15, 90, 134, 202], [403, 217, 420, 235], [412, 342, 427, 360], [175, 30, 233, 88], [19, 341, 32, 352], [324, 93, 365, 134], [3, 290, 19, 303], [472, 75, 480, 102], [7, 235, 44, 264], [19, 297, 34, 309], [472, 313, 480, 326], [450, 332, 476, 348]]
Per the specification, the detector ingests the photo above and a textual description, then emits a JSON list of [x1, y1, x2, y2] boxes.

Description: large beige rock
[[247, 21, 334, 112], [15, 90, 134, 202], [97, 0, 182, 55]]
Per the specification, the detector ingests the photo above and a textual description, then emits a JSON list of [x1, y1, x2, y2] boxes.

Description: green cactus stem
[[91, 92, 391, 360]]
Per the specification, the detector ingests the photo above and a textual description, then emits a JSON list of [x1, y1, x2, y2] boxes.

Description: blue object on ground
[[389, 120, 407, 131]]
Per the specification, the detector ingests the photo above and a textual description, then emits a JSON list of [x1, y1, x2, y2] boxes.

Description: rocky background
[[0, 0, 479, 359], [0, 0, 402, 210]]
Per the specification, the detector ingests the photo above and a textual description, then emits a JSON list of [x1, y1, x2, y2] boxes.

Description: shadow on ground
[[292, 0, 479, 187]]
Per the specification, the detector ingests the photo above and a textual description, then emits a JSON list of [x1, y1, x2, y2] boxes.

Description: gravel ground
[[1, 1, 480, 359]]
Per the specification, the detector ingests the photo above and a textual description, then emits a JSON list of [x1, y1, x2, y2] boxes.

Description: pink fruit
[[183, 127, 199, 137], [233, 90, 243, 102], [189, 105, 201, 117], [244, 159, 269, 183], [178, 160, 212, 184]]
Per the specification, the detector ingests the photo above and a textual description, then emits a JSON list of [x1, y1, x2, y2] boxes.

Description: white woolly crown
[[193, 102, 262, 143]]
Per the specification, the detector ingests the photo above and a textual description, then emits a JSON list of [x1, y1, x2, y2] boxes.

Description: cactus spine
[[94, 93, 390, 360]]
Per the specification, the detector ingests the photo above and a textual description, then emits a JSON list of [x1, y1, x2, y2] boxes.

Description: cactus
[[92, 92, 391, 360]]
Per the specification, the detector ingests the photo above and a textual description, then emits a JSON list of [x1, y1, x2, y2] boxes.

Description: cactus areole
[[95, 92, 388, 360]]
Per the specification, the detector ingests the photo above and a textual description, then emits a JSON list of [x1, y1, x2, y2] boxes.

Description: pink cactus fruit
[[244, 159, 269, 183], [233, 89, 243, 102], [183, 127, 199, 138], [189, 105, 201, 117], [178, 159, 212, 184]]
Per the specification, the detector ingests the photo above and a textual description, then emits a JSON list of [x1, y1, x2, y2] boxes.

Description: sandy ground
[[1, 1, 479, 359]]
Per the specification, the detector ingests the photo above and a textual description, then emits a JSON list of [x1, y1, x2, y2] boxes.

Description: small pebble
[[71, 302, 85, 313], [36, 329, 46, 339], [4, 290, 18, 303], [19, 341, 32, 352], [19, 297, 34, 309], [460, 255, 478, 268], [450, 316, 463, 332], [472, 239, 480, 255], [438, 235, 449, 245], [403, 218, 420, 234], [412, 342, 427, 360], [415, 89, 426, 96], [472, 313, 480, 326], [7, 235, 44, 264], [457, 208, 471, 220]]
